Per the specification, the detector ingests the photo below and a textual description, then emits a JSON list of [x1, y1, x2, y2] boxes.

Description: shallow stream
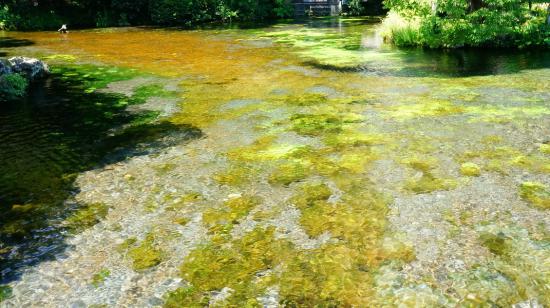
[[1, 17, 549, 307]]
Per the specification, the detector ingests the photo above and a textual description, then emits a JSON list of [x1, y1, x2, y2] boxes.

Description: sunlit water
[[1, 17, 549, 306]]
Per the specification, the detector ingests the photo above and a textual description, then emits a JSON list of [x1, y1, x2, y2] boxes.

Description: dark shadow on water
[[304, 47, 550, 77], [0, 68, 202, 284], [0, 37, 35, 48]]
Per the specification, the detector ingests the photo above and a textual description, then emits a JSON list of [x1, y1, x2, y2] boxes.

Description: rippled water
[[1, 17, 549, 306]]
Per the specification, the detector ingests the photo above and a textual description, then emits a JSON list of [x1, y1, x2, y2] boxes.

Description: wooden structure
[[293, 0, 341, 17]]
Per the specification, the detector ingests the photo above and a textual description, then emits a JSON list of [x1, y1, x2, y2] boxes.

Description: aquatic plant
[[130, 83, 177, 104], [279, 93, 328, 106], [290, 114, 343, 136], [268, 162, 309, 186], [91, 269, 111, 288], [0, 285, 12, 302], [403, 158, 456, 193], [460, 162, 481, 177], [64, 203, 109, 233], [519, 182, 550, 210], [0, 73, 28, 101], [128, 233, 163, 271]]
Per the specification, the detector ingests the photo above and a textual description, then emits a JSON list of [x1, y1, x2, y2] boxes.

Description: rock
[[0, 59, 13, 75], [7, 57, 50, 80]]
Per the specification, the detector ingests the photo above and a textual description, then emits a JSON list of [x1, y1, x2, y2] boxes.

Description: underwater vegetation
[[91, 269, 111, 288], [2, 21, 550, 307], [460, 162, 481, 177], [403, 157, 457, 193], [0, 61, 200, 283], [0, 285, 12, 302], [519, 182, 550, 210], [128, 233, 164, 271], [64, 203, 109, 233]]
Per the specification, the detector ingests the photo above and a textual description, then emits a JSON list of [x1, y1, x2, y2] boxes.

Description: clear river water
[[0, 17, 549, 307]]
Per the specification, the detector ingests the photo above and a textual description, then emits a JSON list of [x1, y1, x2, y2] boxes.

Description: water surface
[[1, 18, 549, 306]]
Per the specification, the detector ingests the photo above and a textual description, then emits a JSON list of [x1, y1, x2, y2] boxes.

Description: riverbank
[[1, 20, 549, 306]]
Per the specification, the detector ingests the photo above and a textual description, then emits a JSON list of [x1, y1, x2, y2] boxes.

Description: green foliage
[[348, 0, 366, 15], [0, 73, 28, 101], [0, 5, 18, 30], [1, 0, 291, 30], [382, 0, 550, 48], [216, 1, 239, 23], [274, 0, 294, 18]]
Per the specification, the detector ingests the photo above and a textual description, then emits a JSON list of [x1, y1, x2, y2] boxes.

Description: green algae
[[540, 144, 550, 155], [64, 203, 109, 233], [268, 162, 309, 186], [323, 130, 386, 148], [291, 182, 332, 210], [131, 83, 178, 104], [519, 182, 550, 210], [117, 237, 138, 253], [480, 232, 511, 256], [0, 285, 12, 302], [91, 268, 111, 288], [471, 226, 550, 306], [52, 64, 143, 93], [290, 114, 343, 136], [43, 54, 77, 62], [153, 163, 177, 175], [128, 233, 164, 271], [403, 158, 457, 193], [460, 162, 481, 177], [202, 195, 262, 243], [213, 164, 258, 186], [170, 227, 291, 306], [168, 174, 414, 306], [278, 93, 328, 106], [173, 217, 190, 226], [387, 99, 465, 119]]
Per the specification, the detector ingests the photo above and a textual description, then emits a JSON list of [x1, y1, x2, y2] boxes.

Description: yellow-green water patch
[[213, 164, 259, 187], [385, 99, 465, 120]]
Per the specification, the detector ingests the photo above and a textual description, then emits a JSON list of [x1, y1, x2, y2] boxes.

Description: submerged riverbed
[[1, 17, 549, 306]]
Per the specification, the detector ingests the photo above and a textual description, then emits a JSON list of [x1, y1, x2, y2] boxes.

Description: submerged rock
[[7, 57, 50, 80]]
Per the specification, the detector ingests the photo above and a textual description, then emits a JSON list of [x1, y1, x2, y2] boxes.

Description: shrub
[[0, 73, 28, 101], [381, 0, 550, 48]]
